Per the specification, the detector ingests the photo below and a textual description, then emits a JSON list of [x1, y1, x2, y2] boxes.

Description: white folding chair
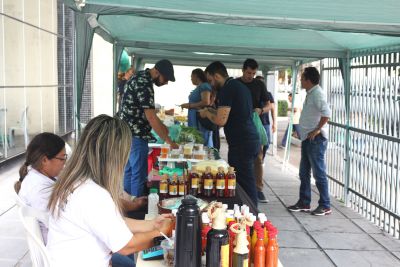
[[18, 205, 51, 267]]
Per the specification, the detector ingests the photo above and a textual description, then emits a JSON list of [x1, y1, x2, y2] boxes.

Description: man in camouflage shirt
[[119, 59, 178, 196]]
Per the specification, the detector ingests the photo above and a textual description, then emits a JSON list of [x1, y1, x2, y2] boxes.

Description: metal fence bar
[[322, 52, 400, 238]]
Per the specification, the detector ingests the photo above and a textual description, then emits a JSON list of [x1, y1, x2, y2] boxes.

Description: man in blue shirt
[[199, 61, 260, 206], [287, 67, 332, 216]]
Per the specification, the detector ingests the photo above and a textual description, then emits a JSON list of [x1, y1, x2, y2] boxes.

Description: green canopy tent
[[63, 0, 400, 236], [65, 0, 400, 122]]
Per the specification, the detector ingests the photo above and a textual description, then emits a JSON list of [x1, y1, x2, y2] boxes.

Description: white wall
[[92, 33, 113, 116]]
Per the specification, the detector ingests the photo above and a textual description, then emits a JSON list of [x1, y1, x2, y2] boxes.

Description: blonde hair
[[48, 115, 132, 217]]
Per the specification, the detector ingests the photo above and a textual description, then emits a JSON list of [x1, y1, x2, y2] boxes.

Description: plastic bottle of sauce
[[251, 221, 261, 264], [265, 228, 279, 267], [228, 221, 237, 267], [216, 167, 226, 197], [203, 167, 214, 197], [226, 167, 236, 197], [159, 174, 169, 199], [206, 204, 230, 267], [190, 167, 200, 196], [253, 228, 266, 267], [169, 174, 178, 197], [178, 175, 186, 196]]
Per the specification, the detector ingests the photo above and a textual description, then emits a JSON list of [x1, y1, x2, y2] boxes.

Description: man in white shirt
[[287, 67, 332, 216]]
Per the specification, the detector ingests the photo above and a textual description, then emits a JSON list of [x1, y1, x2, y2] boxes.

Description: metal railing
[[322, 54, 400, 238]]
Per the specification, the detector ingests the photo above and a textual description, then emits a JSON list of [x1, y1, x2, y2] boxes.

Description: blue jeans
[[281, 124, 301, 147], [262, 124, 271, 159], [299, 134, 330, 208], [124, 137, 149, 197], [228, 141, 260, 207], [201, 128, 213, 147], [111, 253, 135, 267]]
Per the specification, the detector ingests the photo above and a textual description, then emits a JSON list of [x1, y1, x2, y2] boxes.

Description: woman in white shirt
[[17, 133, 66, 243], [47, 115, 172, 267]]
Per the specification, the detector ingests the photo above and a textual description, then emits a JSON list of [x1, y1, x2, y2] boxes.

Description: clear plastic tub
[[160, 239, 175, 267]]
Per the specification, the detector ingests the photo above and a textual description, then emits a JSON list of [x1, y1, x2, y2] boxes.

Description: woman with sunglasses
[[16, 132, 66, 243]]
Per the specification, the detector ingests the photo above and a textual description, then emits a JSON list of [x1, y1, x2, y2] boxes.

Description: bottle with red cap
[[253, 228, 266, 267], [265, 227, 279, 267]]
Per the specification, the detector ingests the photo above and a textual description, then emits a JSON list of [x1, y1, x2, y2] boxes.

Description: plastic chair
[[18, 205, 51, 267], [9, 106, 29, 148]]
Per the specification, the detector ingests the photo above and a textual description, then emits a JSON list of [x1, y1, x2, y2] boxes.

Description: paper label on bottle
[[169, 185, 177, 195], [220, 244, 229, 267], [178, 185, 185, 195], [160, 183, 168, 193], [216, 180, 225, 189], [228, 180, 236, 189], [204, 179, 214, 189], [191, 178, 199, 188]]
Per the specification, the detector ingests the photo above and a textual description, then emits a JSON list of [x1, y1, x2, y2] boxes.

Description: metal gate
[[322, 53, 400, 238]]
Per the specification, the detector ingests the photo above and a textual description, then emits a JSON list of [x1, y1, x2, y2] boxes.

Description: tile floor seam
[[266, 156, 400, 262]]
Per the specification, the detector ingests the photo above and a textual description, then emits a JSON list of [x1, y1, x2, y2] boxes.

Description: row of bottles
[[174, 199, 279, 267], [159, 173, 187, 198], [189, 166, 236, 198], [159, 166, 237, 199]]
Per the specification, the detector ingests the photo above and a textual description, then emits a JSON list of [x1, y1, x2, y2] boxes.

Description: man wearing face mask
[[119, 59, 178, 197]]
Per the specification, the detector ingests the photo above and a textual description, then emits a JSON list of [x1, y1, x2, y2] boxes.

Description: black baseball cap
[[155, 59, 175, 82]]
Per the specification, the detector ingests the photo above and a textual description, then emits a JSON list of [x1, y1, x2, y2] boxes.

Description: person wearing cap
[[119, 59, 178, 197]]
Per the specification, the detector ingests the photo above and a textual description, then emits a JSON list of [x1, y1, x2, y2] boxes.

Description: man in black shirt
[[199, 61, 260, 206], [237, 59, 273, 203]]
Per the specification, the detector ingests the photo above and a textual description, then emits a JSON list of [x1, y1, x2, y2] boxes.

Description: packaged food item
[[190, 166, 200, 196], [183, 144, 193, 159], [159, 174, 169, 199], [203, 167, 214, 197], [193, 143, 204, 151], [161, 144, 170, 158], [178, 176, 186, 196], [170, 149, 181, 159], [193, 150, 206, 160], [226, 167, 236, 197], [216, 167, 226, 197], [169, 174, 178, 197]]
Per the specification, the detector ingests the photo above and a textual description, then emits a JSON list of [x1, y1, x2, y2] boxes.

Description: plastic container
[[169, 149, 181, 159], [148, 188, 159, 216], [160, 239, 175, 267], [193, 143, 204, 151], [183, 144, 193, 159], [193, 150, 206, 160]]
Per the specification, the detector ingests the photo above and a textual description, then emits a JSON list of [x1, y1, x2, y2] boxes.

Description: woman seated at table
[[16, 132, 67, 243], [180, 68, 213, 146], [47, 115, 172, 267]]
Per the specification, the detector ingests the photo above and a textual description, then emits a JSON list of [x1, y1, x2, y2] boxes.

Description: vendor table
[[125, 183, 258, 220]]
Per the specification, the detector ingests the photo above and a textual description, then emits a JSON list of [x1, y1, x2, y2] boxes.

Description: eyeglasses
[[54, 154, 68, 161]]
